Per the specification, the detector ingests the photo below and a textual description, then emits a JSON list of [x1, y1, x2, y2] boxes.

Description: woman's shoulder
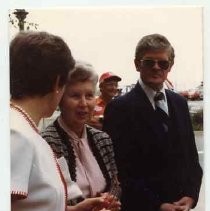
[[10, 108, 40, 143], [86, 125, 109, 137], [86, 125, 113, 147], [41, 121, 56, 134], [41, 120, 61, 142]]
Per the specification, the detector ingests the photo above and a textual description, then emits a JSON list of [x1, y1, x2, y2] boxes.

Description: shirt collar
[[138, 77, 168, 108]]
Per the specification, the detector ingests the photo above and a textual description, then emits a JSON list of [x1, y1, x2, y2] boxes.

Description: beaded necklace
[[10, 102, 68, 207], [10, 102, 39, 134]]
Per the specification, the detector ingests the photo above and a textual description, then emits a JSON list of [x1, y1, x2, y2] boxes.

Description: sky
[[1, 1, 210, 211], [9, 6, 203, 91]]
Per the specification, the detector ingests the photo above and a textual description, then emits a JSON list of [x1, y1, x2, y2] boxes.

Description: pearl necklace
[[10, 102, 39, 134], [10, 102, 68, 205]]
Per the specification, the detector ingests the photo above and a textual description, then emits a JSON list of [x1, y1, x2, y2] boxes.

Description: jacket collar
[[131, 82, 169, 140]]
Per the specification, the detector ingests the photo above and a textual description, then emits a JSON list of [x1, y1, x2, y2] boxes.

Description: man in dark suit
[[103, 34, 203, 211]]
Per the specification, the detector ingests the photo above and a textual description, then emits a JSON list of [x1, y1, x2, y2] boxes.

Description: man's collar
[[138, 77, 166, 97], [138, 77, 167, 109]]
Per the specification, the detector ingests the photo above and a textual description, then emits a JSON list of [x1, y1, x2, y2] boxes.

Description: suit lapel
[[131, 83, 166, 140], [165, 90, 183, 138]]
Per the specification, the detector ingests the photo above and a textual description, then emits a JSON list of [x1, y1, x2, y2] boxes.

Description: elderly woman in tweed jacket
[[42, 61, 121, 211]]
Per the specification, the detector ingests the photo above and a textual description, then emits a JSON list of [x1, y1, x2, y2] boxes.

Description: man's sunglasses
[[140, 59, 170, 70]]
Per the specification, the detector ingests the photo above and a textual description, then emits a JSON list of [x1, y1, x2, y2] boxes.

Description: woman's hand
[[67, 196, 109, 211], [67, 194, 121, 211], [100, 192, 121, 211]]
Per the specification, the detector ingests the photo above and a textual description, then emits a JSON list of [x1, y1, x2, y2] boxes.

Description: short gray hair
[[66, 61, 98, 87]]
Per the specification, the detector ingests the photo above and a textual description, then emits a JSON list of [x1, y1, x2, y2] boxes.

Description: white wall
[[9, 6, 203, 91]]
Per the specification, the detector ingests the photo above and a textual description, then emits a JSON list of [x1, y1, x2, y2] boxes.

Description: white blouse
[[11, 108, 66, 211]]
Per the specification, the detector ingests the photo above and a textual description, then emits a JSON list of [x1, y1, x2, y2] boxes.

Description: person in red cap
[[89, 72, 121, 129]]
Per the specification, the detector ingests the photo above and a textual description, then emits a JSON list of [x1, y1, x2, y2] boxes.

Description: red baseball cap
[[99, 72, 122, 84]]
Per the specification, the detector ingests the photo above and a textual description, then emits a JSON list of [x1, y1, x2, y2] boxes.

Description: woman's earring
[[56, 90, 59, 94]]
